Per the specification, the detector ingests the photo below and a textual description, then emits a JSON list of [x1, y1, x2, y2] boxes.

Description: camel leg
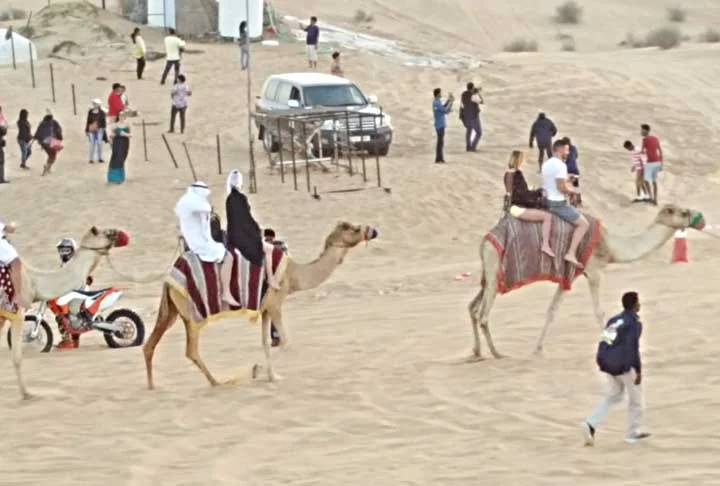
[[585, 268, 605, 329], [260, 311, 277, 382], [478, 284, 505, 359], [269, 306, 289, 348], [534, 285, 565, 355], [10, 311, 31, 400], [468, 289, 484, 358], [183, 318, 219, 387], [142, 299, 178, 390]]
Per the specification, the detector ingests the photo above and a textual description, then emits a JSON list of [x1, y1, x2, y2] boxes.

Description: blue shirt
[[433, 98, 452, 129], [596, 310, 642, 376], [565, 145, 579, 174], [304, 24, 319, 45]]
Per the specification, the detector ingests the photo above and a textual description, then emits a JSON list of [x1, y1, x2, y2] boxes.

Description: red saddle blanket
[[483, 213, 601, 294], [167, 246, 287, 328], [0, 265, 18, 318]]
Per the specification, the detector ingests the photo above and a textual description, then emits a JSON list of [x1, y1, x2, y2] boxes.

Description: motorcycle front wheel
[[103, 309, 145, 348], [6, 316, 54, 353]]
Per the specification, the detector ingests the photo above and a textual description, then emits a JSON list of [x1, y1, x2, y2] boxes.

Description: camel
[[0, 227, 129, 399], [143, 221, 378, 389], [469, 204, 705, 359]]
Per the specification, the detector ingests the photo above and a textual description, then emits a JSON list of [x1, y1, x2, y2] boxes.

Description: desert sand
[[1, 0, 720, 484]]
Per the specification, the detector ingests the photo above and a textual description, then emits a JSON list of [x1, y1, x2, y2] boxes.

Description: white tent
[[218, 0, 264, 39], [0, 29, 38, 66]]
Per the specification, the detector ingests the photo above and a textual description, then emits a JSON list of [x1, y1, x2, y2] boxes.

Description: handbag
[[49, 137, 64, 152], [88, 121, 99, 133]]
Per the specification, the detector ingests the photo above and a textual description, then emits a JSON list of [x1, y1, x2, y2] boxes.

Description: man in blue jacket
[[581, 291, 651, 446], [432, 88, 454, 163]]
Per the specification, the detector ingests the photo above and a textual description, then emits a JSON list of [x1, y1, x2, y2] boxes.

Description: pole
[[182, 142, 198, 181], [49, 63, 56, 103], [142, 119, 148, 161], [10, 32, 16, 70], [359, 114, 367, 182], [71, 84, 77, 115], [102, 0, 106, 8], [289, 123, 298, 190], [302, 124, 311, 193], [216, 133, 222, 174], [344, 111, 353, 176], [245, 0, 256, 194], [277, 118, 285, 183], [374, 113, 382, 187], [161, 133, 179, 168], [29, 42, 35, 88]]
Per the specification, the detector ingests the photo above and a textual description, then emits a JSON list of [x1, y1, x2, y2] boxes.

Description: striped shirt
[[630, 150, 645, 172]]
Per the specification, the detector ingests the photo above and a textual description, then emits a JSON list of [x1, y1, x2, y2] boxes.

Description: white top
[[0, 220, 18, 264], [541, 157, 568, 202], [134, 36, 146, 59], [0, 220, 5, 237], [174, 185, 226, 263], [164, 35, 186, 61]]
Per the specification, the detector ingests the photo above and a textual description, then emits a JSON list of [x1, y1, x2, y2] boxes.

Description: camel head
[[655, 204, 706, 231], [78, 226, 131, 254], [324, 221, 379, 250]]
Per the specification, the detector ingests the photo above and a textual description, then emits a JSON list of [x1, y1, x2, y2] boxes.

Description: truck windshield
[[302, 84, 367, 107]]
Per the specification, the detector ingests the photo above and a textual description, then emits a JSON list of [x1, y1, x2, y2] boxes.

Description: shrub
[[699, 28, 720, 43], [645, 26, 682, 49], [555, 1, 583, 24], [503, 38, 539, 52], [17, 25, 35, 38], [353, 9, 374, 23], [560, 35, 576, 51], [0, 7, 27, 20], [667, 6, 687, 22]]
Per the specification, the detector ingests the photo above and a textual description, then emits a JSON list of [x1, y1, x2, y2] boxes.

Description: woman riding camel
[[0, 219, 23, 308], [504, 150, 556, 257], [225, 170, 281, 290]]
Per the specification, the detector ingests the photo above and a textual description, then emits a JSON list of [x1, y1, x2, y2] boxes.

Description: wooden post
[[359, 114, 367, 183], [29, 42, 35, 88], [290, 123, 298, 190], [10, 30, 16, 70], [182, 142, 198, 181], [245, 0, 256, 194], [142, 119, 148, 162], [71, 84, 77, 115], [374, 113, 382, 187], [277, 118, 285, 183], [49, 63, 56, 103], [161, 133, 179, 168], [302, 123, 311, 193], [344, 111, 353, 176], [216, 133, 222, 174]]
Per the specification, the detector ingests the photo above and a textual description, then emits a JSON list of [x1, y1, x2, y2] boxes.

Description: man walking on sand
[[582, 291, 651, 446], [432, 88, 454, 163], [530, 112, 557, 172], [302, 17, 319, 69], [161, 28, 186, 85], [460, 82, 483, 152], [541, 138, 588, 267], [640, 124, 663, 206]]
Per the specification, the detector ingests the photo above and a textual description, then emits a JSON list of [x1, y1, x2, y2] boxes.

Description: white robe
[[0, 221, 19, 265], [175, 186, 226, 263]]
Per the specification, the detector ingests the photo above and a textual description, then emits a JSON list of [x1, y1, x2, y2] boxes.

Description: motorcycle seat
[[73, 288, 112, 298]]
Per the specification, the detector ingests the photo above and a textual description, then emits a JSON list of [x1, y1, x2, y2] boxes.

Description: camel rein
[[88, 239, 183, 284]]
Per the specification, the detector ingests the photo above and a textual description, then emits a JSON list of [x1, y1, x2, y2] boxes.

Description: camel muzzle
[[366, 227, 379, 241], [114, 230, 130, 248], [689, 212, 706, 231]]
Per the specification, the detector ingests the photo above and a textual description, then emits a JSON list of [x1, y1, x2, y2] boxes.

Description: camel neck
[[607, 222, 677, 263], [287, 245, 349, 293], [27, 248, 100, 301]]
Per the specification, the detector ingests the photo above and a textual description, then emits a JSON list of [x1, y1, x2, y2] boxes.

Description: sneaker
[[581, 422, 595, 446], [55, 339, 76, 350], [624, 432, 651, 444]]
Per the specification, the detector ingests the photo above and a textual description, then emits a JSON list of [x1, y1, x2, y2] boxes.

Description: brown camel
[[0, 227, 129, 399], [469, 204, 705, 359], [143, 221, 378, 389]]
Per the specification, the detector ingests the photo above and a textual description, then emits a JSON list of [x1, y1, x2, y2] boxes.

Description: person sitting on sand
[[541, 139, 588, 268], [330, 51, 344, 77], [504, 150, 556, 258]]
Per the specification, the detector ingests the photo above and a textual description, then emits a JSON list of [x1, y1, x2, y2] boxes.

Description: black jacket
[[34, 119, 63, 144], [85, 109, 107, 133], [460, 89, 480, 122], [505, 170, 543, 208], [225, 189, 264, 266], [596, 310, 642, 376], [529, 116, 557, 145]]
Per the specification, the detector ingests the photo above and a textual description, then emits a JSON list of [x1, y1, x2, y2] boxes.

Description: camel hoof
[[251, 363, 262, 380], [492, 353, 508, 360], [533, 347, 543, 357], [21, 392, 35, 401], [268, 372, 283, 383], [466, 352, 485, 362]]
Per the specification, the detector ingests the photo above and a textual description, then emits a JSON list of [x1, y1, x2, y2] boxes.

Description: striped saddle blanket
[[168, 246, 287, 328], [0, 265, 18, 317], [484, 213, 601, 294]]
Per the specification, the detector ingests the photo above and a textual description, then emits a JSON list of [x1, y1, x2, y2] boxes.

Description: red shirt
[[642, 135, 662, 163], [107, 92, 125, 118]]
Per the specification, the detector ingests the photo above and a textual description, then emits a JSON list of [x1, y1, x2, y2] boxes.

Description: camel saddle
[[484, 213, 601, 294], [167, 246, 287, 329]]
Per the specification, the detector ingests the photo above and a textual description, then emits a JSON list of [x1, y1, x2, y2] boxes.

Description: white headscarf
[[226, 170, 243, 195]]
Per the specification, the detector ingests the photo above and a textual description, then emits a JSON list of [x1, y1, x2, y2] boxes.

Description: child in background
[[624, 140, 649, 203], [264, 228, 287, 347]]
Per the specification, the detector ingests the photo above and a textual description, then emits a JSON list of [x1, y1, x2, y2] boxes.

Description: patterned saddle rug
[[484, 213, 601, 294], [0, 264, 19, 319], [167, 246, 287, 329]]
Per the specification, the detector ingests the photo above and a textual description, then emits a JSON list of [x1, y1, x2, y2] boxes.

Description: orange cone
[[671, 229, 688, 263]]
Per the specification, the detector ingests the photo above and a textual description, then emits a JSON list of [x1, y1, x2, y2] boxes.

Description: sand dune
[[1, 0, 720, 484]]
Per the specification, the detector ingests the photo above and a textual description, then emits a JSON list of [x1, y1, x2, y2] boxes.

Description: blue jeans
[[465, 118, 482, 150], [18, 140, 32, 166], [88, 128, 104, 162]]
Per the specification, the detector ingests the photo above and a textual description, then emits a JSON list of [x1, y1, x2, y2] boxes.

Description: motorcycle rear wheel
[[6, 316, 54, 353], [103, 308, 145, 348]]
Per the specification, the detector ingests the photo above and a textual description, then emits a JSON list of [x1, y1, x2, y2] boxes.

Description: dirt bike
[[7, 287, 145, 353]]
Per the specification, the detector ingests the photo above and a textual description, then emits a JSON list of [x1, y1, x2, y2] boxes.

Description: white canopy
[[0, 29, 38, 66]]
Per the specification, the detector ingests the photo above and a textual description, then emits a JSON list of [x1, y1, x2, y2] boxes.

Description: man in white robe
[[175, 182, 239, 306], [0, 219, 23, 307]]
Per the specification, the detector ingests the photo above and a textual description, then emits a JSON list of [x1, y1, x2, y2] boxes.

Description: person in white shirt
[[0, 219, 23, 307], [161, 28, 186, 85], [541, 139, 589, 267], [131, 27, 146, 80], [175, 182, 239, 306]]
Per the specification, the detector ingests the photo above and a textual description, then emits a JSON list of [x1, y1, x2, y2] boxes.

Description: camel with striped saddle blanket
[[468, 204, 706, 360], [143, 221, 378, 389]]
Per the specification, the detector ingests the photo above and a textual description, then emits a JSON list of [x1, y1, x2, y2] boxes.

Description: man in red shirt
[[640, 124, 663, 205], [107, 83, 125, 121]]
